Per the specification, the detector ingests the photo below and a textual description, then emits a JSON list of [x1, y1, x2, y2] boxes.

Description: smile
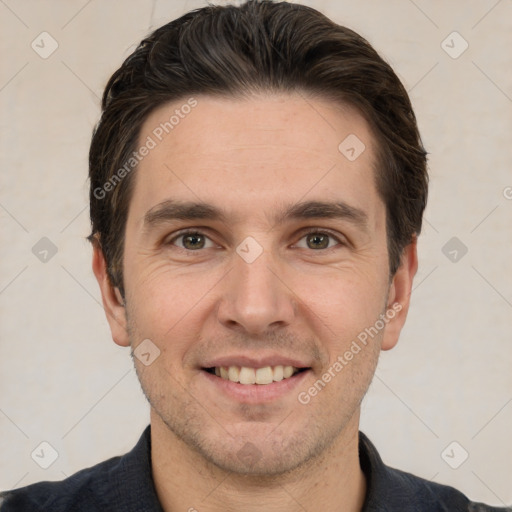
[[205, 365, 304, 385]]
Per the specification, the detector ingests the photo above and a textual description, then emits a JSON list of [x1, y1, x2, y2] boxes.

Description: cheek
[[125, 257, 221, 344], [297, 266, 388, 334]]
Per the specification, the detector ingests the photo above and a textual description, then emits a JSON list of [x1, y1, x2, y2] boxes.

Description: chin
[[167, 413, 341, 477]]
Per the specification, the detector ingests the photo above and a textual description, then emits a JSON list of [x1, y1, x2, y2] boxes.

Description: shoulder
[[383, 464, 511, 512], [359, 431, 512, 512], [0, 426, 157, 512], [0, 453, 123, 511]]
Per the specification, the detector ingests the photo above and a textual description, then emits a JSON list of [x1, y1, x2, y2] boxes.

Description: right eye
[[166, 230, 216, 251]]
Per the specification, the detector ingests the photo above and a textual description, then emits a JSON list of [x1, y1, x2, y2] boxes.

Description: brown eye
[[306, 233, 330, 249], [169, 231, 214, 250], [294, 230, 343, 251], [182, 233, 205, 250]]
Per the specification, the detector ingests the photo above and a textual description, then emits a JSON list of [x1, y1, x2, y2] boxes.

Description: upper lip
[[202, 354, 312, 369]]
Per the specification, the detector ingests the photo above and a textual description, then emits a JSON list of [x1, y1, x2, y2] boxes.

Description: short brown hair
[[88, 0, 428, 298]]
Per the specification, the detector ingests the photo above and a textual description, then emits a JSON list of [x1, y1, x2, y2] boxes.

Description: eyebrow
[[275, 200, 368, 229], [142, 199, 368, 232]]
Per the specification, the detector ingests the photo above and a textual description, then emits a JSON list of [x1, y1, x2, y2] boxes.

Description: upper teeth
[[214, 365, 299, 385]]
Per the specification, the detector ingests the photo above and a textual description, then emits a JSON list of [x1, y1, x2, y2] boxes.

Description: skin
[[93, 93, 417, 511]]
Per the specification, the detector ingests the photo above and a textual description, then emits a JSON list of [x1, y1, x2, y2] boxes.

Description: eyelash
[[166, 227, 346, 251]]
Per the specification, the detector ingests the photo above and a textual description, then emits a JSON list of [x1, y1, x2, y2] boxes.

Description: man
[[1, 1, 509, 510]]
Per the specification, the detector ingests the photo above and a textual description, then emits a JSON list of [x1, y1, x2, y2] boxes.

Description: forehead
[[128, 93, 383, 229]]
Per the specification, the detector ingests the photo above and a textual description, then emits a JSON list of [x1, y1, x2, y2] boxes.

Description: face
[[94, 93, 416, 476]]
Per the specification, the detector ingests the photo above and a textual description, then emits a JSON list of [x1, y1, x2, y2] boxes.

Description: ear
[[91, 242, 130, 347], [381, 237, 418, 351]]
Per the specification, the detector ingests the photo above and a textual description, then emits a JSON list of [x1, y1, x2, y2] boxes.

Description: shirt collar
[[110, 425, 164, 512], [358, 431, 469, 511]]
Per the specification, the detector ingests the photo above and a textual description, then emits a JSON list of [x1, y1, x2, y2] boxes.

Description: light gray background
[[1, 0, 511, 506]]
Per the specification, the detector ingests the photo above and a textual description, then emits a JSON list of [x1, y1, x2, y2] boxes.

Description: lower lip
[[200, 369, 311, 404]]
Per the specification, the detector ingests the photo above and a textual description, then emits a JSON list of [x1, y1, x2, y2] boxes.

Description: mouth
[[203, 365, 309, 385]]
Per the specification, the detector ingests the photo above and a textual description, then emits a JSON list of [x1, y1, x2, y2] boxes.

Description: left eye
[[295, 231, 342, 250]]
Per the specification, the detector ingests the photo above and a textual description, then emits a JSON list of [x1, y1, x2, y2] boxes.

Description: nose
[[216, 246, 296, 336]]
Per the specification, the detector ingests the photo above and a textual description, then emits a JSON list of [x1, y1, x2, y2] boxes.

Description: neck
[[151, 410, 367, 512]]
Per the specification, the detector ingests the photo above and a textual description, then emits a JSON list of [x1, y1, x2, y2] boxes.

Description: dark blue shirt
[[1, 426, 510, 511]]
